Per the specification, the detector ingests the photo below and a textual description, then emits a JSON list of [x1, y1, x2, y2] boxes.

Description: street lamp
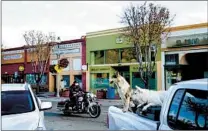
[[55, 37, 61, 97]]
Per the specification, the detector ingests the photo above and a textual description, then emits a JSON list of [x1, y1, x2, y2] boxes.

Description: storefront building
[[86, 29, 162, 93], [1, 47, 26, 83], [1, 46, 49, 90], [48, 38, 86, 92], [161, 22, 208, 90]]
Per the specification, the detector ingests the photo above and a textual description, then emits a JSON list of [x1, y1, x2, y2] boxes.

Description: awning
[[111, 66, 130, 71], [1, 63, 24, 75]]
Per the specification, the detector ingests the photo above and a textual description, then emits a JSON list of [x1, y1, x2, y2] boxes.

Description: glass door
[[120, 71, 130, 84], [165, 69, 182, 90]]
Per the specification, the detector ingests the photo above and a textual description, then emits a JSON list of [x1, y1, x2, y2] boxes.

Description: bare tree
[[185, 97, 208, 129], [120, 2, 175, 89], [23, 30, 56, 93]]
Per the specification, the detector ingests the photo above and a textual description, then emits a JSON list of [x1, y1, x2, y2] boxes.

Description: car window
[[167, 89, 185, 127], [1, 90, 35, 115], [168, 89, 208, 130]]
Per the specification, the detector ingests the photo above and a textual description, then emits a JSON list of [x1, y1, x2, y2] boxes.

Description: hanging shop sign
[[167, 33, 208, 48], [82, 65, 88, 71], [19, 66, 25, 72]]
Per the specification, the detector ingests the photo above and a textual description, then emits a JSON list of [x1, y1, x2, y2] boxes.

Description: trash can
[[107, 86, 115, 99]]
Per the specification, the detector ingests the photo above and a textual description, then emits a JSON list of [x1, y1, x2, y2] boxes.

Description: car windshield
[[1, 90, 35, 116]]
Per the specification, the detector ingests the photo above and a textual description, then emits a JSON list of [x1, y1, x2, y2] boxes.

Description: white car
[[1, 83, 52, 130]]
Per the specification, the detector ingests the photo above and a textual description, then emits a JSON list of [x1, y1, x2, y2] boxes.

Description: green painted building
[[86, 28, 162, 94]]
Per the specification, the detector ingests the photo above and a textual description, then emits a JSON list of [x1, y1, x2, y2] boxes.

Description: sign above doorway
[[167, 33, 208, 48]]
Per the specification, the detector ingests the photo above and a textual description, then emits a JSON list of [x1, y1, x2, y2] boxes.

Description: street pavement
[[39, 97, 122, 130]]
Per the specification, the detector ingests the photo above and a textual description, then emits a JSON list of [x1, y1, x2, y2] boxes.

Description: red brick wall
[[81, 37, 87, 91]]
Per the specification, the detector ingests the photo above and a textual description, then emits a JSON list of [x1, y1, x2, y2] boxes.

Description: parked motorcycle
[[57, 91, 101, 118]]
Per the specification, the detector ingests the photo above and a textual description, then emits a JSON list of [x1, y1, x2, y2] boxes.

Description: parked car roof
[[1, 83, 30, 91], [174, 78, 208, 91]]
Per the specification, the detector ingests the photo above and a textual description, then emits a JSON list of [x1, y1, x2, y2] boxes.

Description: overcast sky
[[2, 1, 208, 48]]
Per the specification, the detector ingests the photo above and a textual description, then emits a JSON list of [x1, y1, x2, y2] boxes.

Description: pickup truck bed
[[108, 106, 160, 130]]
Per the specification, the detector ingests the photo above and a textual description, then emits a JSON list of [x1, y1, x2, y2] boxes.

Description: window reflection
[[168, 89, 208, 130], [94, 51, 104, 64], [120, 48, 136, 63], [26, 74, 47, 85], [90, 73, 109, 88], [106, 49, 119, 64], [177, 90, 208, 129]]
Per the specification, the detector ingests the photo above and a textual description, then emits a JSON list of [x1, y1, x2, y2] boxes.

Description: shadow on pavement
[[44, 112, 92, 118]]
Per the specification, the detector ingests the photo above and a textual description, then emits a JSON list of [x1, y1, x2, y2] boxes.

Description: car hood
[[2, 111, 39, 130]]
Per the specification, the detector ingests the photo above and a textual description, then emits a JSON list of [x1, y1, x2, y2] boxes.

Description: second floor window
[[106, 49, 119, 64]]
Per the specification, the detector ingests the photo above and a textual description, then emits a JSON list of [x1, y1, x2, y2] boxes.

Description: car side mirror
[[40, 102, 52, 111]]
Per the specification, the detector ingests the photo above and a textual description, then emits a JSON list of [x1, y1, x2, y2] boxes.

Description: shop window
[[26, 74, 47, 85], [106, 49, 119, 64], [120, 48, 136, 63], [62, 75, 69, 88], [165, 54, 179, 65], [165, 69, 182, 90], [39, 75, 47, 85], [141, 46, 156, 62], [132, 72, 156, 90], [90, 73, 109, 89], [94, 51, 104, 64]]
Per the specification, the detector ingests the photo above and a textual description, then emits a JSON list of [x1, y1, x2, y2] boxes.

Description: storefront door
[[120, 71, 130, 84]]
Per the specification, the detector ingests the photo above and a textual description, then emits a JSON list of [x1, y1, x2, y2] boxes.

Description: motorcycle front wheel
[[88, 104, 101, 118]]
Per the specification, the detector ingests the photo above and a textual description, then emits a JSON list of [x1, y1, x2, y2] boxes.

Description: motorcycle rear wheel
[[88, 104, 101, 118]]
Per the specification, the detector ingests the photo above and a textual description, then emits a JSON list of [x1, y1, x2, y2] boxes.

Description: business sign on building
[[52, 43, 81, 50], [167, 33, 208, 48], [3, 54, 23, 60], [90, 66, 111, 73], [52, 48, 80, 54], [52, 43, 81, 55], [2, 50, 25, 64], [2, 50, 24, 55]]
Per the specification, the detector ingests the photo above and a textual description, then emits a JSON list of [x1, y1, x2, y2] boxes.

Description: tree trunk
[[144, 77, 149, 89], [195, 113, 200, 128], [35, 74, 41, 94]]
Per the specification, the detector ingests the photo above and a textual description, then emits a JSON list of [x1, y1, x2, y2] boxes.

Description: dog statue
[[109, 72, 132, 113], [131, 86, 167, 112]]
